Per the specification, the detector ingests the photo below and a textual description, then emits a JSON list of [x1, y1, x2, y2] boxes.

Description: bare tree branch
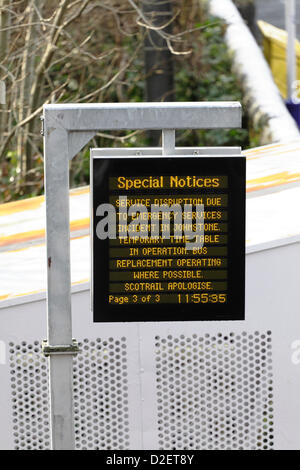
[[77, 43, 142, 102]]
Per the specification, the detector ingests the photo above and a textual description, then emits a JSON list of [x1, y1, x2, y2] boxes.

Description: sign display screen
[[92, 156, 245, 322]]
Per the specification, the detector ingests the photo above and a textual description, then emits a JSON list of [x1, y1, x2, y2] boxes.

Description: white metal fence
[[1, 240, 300, 449]]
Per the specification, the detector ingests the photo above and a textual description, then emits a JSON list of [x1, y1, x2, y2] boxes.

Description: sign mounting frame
[[43, 102, 242, 450]]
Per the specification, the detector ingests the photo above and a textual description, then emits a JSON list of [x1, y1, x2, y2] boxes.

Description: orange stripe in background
[[1, 171, 300, 246], [70, 187, 89, 197], [1, 168, 300, 247], [0, 228, 45, 247], [70, 217, 90, 232], [0, 186, 89, 217], [0, 294, 9, 301], [245, 146, 300, 161], [247, 171, 300, 192], [0, 195, 45, 216], [244, 143, 284, 156], [0, 218, 90, 248], [0, 281, 89, 302]]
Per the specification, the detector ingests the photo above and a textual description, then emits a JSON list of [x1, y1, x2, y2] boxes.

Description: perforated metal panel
[[74, 337, 130, 450], [9, 337, 130, 450], [2, 242, 300, 450], [154, 331, 274, 450], [9, 331, 274, 451], [9, 341, 50, 450]]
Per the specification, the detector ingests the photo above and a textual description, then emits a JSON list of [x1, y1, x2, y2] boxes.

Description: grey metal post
[[43, 124, 76, 450], [42, 102, 242, 450], [162, 129, 175, 155]]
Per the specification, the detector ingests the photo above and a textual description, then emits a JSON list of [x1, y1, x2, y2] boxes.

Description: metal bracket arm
[[42, 340, 80, 357]]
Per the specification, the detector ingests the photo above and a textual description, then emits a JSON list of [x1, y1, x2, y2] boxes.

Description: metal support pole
[[162, 129, 175, 155], [43, 123, 76, 450], [286, 0, 297, 101]]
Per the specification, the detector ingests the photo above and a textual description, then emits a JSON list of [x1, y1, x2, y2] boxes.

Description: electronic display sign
[[92, 156, 245, 322]]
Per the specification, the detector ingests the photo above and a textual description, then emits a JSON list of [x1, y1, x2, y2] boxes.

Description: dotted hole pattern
[[9, 337, 130, 450], [74, 337, 130, 450], [155, 331, 274, 450], [10, 341, 50, 450]]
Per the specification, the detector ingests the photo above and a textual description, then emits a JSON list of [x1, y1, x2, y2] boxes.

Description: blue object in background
[[286, 100, 300, 128]]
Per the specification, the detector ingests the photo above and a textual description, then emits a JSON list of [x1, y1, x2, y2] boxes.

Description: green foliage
[[0, 150, 44, 202], [1, 4, 255, 203]]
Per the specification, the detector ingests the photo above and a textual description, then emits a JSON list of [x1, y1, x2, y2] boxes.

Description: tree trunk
[[142, 0, 175, 145], [235, 0, 257, 38], [17, 0, 38, 181], [25, 0, 71, 177]]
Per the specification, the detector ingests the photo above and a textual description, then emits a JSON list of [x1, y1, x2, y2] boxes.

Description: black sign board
[[92, 156, 245, 322]]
